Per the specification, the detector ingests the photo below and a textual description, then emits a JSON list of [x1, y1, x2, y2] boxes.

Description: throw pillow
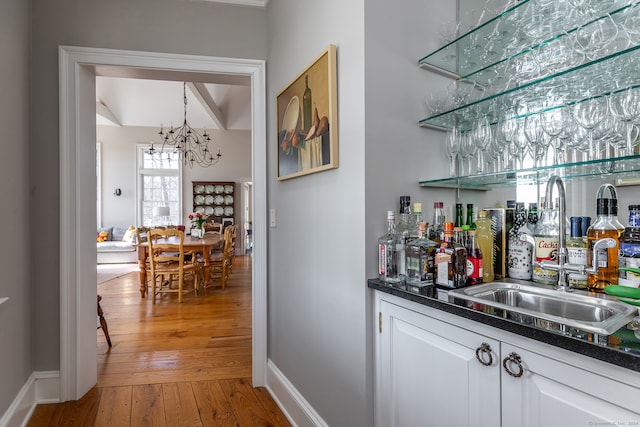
[[97, 231, 109, 242], [122, 225, 136, 242]]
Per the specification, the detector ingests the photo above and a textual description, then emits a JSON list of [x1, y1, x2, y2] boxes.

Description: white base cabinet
[[375, 292, 640, 427]]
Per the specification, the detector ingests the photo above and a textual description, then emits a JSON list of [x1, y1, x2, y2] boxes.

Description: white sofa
[[96, 226, 138, 264]]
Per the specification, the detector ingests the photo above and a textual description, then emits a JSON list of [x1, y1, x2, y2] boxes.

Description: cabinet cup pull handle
[[503, 352, 524, 377], [475, 342, 493, 366]]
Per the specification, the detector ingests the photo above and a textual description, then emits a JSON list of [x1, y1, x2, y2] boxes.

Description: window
[[137, 145, 181, 226]]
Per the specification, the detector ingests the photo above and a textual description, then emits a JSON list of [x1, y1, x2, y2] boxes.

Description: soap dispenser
[[586, 183, 625, 292]]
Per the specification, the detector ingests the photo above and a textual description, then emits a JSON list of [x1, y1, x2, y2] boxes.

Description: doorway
[[60, 46, 267, 401]]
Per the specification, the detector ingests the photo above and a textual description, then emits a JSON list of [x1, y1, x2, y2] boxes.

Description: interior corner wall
[[0, 0, 31, 417], [266, 1, 369, 426], [31, 0, 266, 372]]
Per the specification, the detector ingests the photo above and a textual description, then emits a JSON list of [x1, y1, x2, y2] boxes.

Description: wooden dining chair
[[204, 221, 223, 234], [148, 228, 200, 303], [208, 225, 234, 290]]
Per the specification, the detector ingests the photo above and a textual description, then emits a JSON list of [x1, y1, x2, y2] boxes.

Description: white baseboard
[[266, 360, 327, 427], [0, 371, 60, 427]]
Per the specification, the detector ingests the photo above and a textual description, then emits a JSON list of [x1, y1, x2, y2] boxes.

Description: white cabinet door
[[501, 343, 640, 427], [377, 299, 501, 427]]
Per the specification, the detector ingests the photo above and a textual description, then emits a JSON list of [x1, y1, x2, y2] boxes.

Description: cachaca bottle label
[[533, 236, 558, 284]]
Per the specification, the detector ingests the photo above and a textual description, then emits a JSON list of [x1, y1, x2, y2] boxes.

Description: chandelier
[[148, 82, 222, 168]]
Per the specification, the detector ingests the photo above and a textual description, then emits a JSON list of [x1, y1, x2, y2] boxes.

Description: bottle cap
[[399, 196, 411, 213], [444, 222, 454, 231], [434, 201, 443, 208], [386, 210, 395, 220], [478, 210, 488, 218], [507, 200, 516, 208], [596, 198, 617, 215], [462, 225, 470, 230], [467, 203, 474, 208], [629, 205, 640, 211], [413, 202, 422, 214]]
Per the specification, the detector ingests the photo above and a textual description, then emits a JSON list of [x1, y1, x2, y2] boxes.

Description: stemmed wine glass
[[572, 95, 606, 160], [540, 107, 566, 165], [497, 104, 519, 171], [445, 128, 460, 177], [523, 113, 545, 167], [608, 87, 640, 156], [472, 116, 492, 174]]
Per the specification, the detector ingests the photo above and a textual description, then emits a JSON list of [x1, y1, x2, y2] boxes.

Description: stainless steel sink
[[448, 281, 639, 335]]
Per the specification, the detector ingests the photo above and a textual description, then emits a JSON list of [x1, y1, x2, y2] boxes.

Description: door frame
[[59, 45, 267, 400]]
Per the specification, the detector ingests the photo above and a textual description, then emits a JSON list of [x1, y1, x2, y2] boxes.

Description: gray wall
[[30, 0, 267, 371], [96, 125, 251, 230], [266, 1, 370, 425], [0, 0, 31, 416]]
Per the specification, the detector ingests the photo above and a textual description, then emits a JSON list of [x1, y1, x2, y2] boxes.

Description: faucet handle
[[585, 237, 617, 275]]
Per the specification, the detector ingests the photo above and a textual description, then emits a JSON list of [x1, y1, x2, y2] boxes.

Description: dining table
[[136, 232, 223, 298]]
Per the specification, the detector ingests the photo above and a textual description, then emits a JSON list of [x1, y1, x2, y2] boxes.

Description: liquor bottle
[[453, 227, 468, 286], [566, 216, 588, 290], [405, 222, 438, 289], [461, 224, 471, 248], [428, 201, 446, 243], [619, 205, 640, 287], [378, 211, 402, 284], [435, 223, 467, 288], [533, 200, 559, 285], [466, 229, 483, 285], [303, 75, 312, 132], [508, 202, 533, 280], [455, 203, 464, 227], [396, 196, 412, 279], [527, 202, 539, 233], [587, 186, 624, 292], [466, 203, 476, 229], [409, 202, 421, 240], [476, 210, 495, 282]]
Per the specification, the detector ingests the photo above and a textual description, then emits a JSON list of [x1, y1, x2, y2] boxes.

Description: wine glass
[[572, 95, 606, 160], [608, 87, 640, 156], [540, 107, 566, 165], [523, 113, 545, 167], [472, 116, 492, 174], [445, 128, 460, 177]]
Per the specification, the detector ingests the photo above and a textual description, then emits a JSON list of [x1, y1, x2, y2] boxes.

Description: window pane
[[141, 175, 180, 226], [143, 150, 179, 170]]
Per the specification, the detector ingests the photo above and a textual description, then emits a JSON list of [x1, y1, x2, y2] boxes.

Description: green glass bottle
[[303, 75, 312, 132]]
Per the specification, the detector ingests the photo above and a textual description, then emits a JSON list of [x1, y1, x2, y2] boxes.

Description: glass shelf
[[419, 0, 636, 80], [419, 43, 640, 132], [418, 155, 640, 190]]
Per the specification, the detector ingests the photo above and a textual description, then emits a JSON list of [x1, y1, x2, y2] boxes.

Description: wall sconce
[[113, 188, 122, 196]]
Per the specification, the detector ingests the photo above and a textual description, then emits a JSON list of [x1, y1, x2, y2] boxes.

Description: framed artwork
[[222, 218, 234, 228], [276, 44, 338, 180]]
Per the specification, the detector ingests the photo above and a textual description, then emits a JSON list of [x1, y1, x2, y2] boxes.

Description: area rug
[[97, 263, 138, 284]]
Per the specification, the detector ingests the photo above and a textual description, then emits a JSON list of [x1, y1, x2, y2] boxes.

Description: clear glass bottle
[[533, 199, 560, 285], [378, 211, 402, 284], [476, 210, 495, 283], [396, 196, 412, 279], [428, 201, 446, 243], [435, 223, 467, 288], [567, 216, 588, 290], [619, 205, 640, 287], [409, 202, 421, 240], [466, 229, 483, 285], [405, 222, 437, 289], [587, 185, 624, 292], [508, 202, 533, 280]]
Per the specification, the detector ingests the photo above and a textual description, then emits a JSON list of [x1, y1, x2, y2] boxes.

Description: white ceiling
[[96, 76, 252, 130]]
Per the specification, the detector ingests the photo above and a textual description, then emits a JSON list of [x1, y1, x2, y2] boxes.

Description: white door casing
[[59, 46, 267, 400]]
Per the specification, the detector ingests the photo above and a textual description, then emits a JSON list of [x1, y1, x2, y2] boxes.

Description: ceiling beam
[[187, 82, 227, 130], [96, 101, 121, 126]]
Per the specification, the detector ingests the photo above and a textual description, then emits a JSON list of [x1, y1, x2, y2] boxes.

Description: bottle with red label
[[533, 199, 559, 285], [466, 229, 483, 285]]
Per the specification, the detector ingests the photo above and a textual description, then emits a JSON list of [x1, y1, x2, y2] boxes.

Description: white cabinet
[[375, 292, 640, 427], [501, 343, 640, 426], [376, 299, 501, 427]]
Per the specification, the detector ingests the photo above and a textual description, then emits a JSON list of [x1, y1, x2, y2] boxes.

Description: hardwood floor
[[28, 255, 291, 427]]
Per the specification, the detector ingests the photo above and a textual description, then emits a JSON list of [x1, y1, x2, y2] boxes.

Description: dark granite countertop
[[369, 278, 640, 373]]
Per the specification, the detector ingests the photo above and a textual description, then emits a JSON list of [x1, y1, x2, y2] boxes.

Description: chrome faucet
[[521, 175, 617, 292]]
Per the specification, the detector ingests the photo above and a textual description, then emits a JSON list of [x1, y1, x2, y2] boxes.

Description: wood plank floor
[[28, 255, 292, 427]]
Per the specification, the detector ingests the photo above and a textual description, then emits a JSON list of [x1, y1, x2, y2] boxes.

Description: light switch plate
[[270, 208, 277, 227]]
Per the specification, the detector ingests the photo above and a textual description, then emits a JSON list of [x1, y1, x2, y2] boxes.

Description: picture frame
[[276, 44, 338, 180], [222, 218, 234, 229]]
